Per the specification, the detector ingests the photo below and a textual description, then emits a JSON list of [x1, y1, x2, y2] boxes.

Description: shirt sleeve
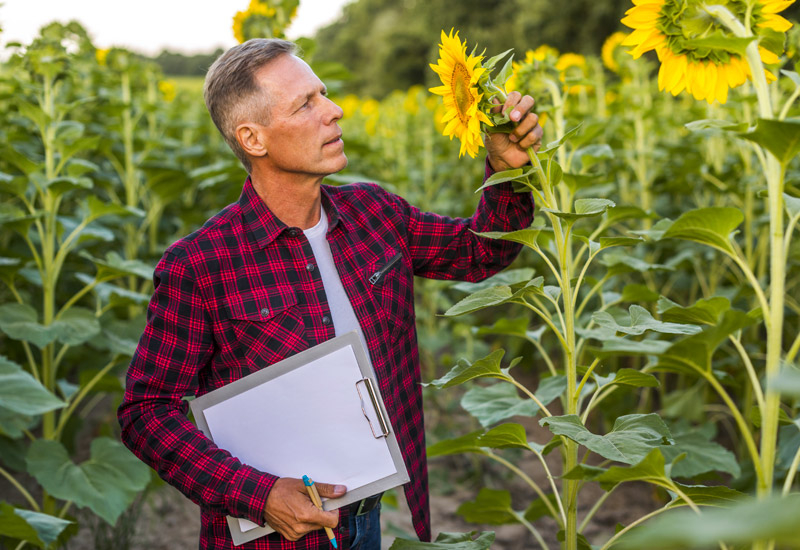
[[117, 249, 276, 526], [389, 159, 535, 281]]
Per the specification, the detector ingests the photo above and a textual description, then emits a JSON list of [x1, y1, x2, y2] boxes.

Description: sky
[[0, 0, 352, 55]]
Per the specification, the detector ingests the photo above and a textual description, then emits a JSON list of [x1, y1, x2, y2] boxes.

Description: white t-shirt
[[303, 206, 369, 354]]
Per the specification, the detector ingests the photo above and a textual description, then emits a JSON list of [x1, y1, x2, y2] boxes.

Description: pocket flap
[[222, 287, 298, 321]]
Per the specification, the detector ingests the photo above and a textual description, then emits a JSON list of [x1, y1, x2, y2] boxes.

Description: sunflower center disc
[[451, 63, 473, 123]]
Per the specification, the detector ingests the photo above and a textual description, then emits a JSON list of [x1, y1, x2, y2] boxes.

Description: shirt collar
[[239, 177, 347, 248]]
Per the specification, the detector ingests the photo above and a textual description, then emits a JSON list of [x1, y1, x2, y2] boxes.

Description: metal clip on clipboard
[[355, 378, 389, 439]]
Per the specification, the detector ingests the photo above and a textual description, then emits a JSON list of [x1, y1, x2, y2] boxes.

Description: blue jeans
[[347, 504, 381, 550]]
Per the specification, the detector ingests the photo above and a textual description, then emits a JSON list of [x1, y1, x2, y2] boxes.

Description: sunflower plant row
[[411, 2, 800, 549]]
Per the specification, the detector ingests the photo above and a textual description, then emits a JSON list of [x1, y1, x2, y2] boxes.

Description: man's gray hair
[[204, 38, 298, 173]]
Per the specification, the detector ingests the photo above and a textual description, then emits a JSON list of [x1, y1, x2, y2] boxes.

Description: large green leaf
[[477, 423, 532, 451], [427, 350, 510, 389], [657, 296, 731, 325], [457, 489, 521, 525], [593, 305, 701, 336], [593, 337, 673, 357], [540, 414, 672, 465], [591, 448, 672, 490], [618, 494, 800, 549], [427, 431, 484, 457], [475, 167, 534, 192], [0, 304, 100, 348], [0, 356, 65, 415], [26, 438, 151, 526], [85, 196, 143, 223], [661, 207, 743, 255], [389, 531, 495, 550], [472, 226, 544, 250], [739, 118, 800, 165], [660, 423, 741, 478], [0, 502, 74, 548], [461, 383, 540, 428], [444, 286, 513, 317], [0, 304, 58, 349]]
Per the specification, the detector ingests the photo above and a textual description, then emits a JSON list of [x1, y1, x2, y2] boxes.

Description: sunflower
[[601, 32, 628, 73], [556, 53, 589, 93], [429, 29, 493, 158], [621, 0, 793, 104]]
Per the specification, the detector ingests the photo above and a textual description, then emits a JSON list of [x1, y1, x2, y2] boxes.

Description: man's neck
[[249, 169, 323, 230]]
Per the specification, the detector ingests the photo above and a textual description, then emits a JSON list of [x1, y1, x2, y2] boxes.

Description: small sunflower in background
[[556, 52, 589, 94], [621, 0, 794, 104], [232, 0, 299, 42], [601, 31, 628, 74], [428, 29, 494, 158]]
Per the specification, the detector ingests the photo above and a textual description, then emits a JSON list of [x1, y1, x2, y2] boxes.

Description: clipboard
[[190, 331, 410, 546]]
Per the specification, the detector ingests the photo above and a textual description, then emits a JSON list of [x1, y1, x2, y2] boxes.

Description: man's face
[[253, 54, 347, 179]]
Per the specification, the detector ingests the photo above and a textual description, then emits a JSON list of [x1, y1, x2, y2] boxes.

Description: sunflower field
[[1, 0, 800, 549]]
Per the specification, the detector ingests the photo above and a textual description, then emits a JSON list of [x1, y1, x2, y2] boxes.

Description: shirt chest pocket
[[221, 287, 306, 369], [366, 249, 415, 340]]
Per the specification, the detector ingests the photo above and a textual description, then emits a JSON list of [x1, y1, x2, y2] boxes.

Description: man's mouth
[[324, 134, 343, 146]]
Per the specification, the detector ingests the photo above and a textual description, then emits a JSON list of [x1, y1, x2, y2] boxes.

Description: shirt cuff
[[225, 464, 279, 526]]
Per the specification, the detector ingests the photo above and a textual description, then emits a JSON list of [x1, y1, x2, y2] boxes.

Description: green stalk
[[707, 5, 786, 499]]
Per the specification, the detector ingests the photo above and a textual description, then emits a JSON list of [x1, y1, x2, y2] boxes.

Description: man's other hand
[[485, 91, 544, 172], [263, 477, 346, 541]]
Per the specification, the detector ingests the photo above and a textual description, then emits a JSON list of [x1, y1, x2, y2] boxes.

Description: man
[[118, 38, 542, 550]]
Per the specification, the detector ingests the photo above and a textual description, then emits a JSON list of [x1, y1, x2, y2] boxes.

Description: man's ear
[[235, 122, 268, 159]]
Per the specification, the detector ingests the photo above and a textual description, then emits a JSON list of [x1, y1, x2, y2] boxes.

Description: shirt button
[[306, 263, 316, 272], [322, 315, 332, 326], [260, 307, 270, 317], [287, 228, 300, 237]]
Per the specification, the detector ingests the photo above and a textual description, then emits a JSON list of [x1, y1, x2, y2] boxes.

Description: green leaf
[[461, 384, 540, 428], [768, 366, 800, 397], [26, 438, 151, 526], [452, 268, 536, 293], [427, 350, 510, 389], [541, 198, 616, 223], [596, 369, 660, 390], [50, 307, 100, 347], [0, 356, 65, 415], [457, 489, 519, 525], [621, 284, 660, 303], [86, 196, 143, 223], [593, 305, 701, 336], [45, 176, 93, 196], [427, 431, 484, 457], [556, 530, 593, 550], [540, 414, 672, 465], [680, 33, 755, 56], [617, 494, 800, 549], [444, 286, 513, 317], [685, 119, 749, 132], [0, 502, 74, 548], [0, 304, 57, 349], [660, 425, 741, 478], [472, 227, 542, 250], [658, 296, 731, 325], [740, 118, 800, 165], [785, 193, 800, 218], [591, 448, 671, 490], [523, 494, 560, 522], [80, 251, 154, 280], [661, 207, 743, 255], [666, 483, 747, 508], [594, 336, 673, 357], [538, 124, 582, 156], [389, 531, 495, 550], [476, 168, 533, 192], [477, 423, 532, 451]]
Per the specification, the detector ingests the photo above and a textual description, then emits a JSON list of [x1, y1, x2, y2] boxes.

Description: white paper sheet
[[201, 345, 397, 533]]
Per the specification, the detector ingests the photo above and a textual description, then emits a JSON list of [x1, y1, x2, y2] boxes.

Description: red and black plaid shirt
[[118, 165, 534, 550]]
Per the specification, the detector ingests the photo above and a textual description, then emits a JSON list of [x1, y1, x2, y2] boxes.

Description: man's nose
[[325, 96, 344, 123]]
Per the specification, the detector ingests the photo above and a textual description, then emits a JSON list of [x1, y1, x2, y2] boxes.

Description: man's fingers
[[509, 112, 539, 143], [518, 123, 544, 150], [314, 482, 347, 499]]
